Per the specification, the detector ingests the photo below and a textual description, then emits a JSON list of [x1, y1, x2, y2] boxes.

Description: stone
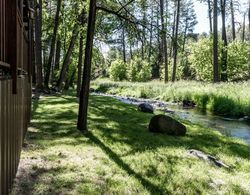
[[182, 100, 196, 108], [149, 114, 186, 136], [138, 103, 154, 113], [188, 149, 230, 169]]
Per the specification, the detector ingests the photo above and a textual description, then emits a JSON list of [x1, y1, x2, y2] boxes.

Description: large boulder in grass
[[149, 115, 187, 136], [138, 103, 154, 114]]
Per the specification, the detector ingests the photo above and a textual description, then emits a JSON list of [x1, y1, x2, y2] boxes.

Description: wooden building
[[0, 0, 34, 194]]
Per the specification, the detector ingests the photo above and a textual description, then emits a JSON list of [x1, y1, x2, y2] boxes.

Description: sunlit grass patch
[[12, 91, 250, 194]]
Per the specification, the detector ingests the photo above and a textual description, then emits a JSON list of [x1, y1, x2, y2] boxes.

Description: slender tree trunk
[[148, 7, 154, 66], [44, 0, 62, 88], [77, 35, 84, 97], [221, 0, 228, 81], [230, 0, 236, 40], [122, 24, 126, 63], [64, 69, 76, 90], [56, 25, 79, 90], [242, 13, 246, 41], [170, 9, 176, 58], [35, 0, 43, 90], [129, 40, 133, 60], [160, 0, 168, 83], [248, 1, 250, 34], [141, 39, 144, 60], [156, 6, 161, 78], [208, 0, 213, 34], [77, 0, 97, 132], [55, 40, 61, 70], [141, 2, 147, 60], [182, 20, 188, 53], [213, 0, 219, 82], [69, 69, 76, 88], [172, 0, 180, 82]]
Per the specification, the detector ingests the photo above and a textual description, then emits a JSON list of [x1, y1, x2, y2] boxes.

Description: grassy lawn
[[92, 79, 250, 117], [12, 91, 250, 194]]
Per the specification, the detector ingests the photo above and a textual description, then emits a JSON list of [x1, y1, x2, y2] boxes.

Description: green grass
[[92, 79, 250, 117], [12, 91, 250, 194]]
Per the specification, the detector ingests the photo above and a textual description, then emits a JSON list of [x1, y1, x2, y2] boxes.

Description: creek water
[[93, 93, 250, 144]]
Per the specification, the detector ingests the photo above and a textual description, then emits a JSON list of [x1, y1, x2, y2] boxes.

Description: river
[[93, 93, 250, 144]]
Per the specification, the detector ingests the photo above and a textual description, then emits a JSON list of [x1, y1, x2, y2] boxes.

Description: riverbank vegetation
[[92, 79, 250, 117], [12, 92, 250, 194]]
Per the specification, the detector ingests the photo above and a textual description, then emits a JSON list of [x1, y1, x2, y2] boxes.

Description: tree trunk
[[213, 0, 219, 82], [56, 24, 79, 90], [44, 0, 62, 89], [248, 1, 250, 34], [129, 40, 133, 60], [160, 0, 168, 83], [55, 40, 61, 70], [221, 0, 228, 81], [230, 0, 236, 40], [156, 5, 161, 79], [35, 0, 43, 90], [77, 0, 97, 132], [208, 0, 213, 34], [122, 24, 126, 63], [182, 20, 188, 53], [242, 13, 246, 41], [170, 9, 176, 58], [69, 69, 76, 88], [172, 0, 180, 82], [148, 7, 154, 66], [64, 69, 76, 90], [77, 35, 84, 97]]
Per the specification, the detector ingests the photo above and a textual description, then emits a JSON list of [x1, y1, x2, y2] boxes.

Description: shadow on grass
[[31, 92, 250, 160], [86, 132, 167, 194], [17, 91, 250, 193]]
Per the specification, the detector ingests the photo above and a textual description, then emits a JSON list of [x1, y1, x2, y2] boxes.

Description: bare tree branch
[[117, 0, 136, 13], [96, 5, 148, 29]]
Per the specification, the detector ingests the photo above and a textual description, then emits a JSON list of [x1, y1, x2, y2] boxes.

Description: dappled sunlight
[[12, 91, 250, 194]]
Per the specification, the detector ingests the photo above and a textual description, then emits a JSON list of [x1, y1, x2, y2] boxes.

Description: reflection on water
[[93, 93, 250, 144], [170, 106, 250, 144]]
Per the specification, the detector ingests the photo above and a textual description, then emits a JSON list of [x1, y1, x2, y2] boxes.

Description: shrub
[[109, 59, 127, 81], [227, 41, 250, 81], [127, 57, 151, 82], [188, 38, 249, 81]]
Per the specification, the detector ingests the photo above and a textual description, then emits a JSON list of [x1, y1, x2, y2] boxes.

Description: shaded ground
[[12, 91, 250, 194]]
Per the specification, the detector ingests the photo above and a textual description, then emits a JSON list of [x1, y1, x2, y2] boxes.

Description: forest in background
[[33, 0, 250, 93]]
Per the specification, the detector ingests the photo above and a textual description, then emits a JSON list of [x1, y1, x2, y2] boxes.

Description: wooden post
[[6, 0, 18, 93]]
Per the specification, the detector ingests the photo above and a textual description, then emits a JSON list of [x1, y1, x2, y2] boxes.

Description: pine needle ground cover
[[92, 79, 250, 117], [12, 92, 250, 194]]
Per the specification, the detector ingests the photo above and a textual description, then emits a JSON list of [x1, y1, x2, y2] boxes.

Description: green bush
[[127, 57, 151, 82], [227, 41, 250, 81], [188, 38, 222, 81], [188, 38, 249, 81], [109, 59, 127, 81]]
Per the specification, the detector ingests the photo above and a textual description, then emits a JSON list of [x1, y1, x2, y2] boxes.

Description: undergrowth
[[92, 79, 250, 117]]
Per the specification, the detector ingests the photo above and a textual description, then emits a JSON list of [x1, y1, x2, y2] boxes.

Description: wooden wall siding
[[0, 1, 33, 194], [0, 0, 6, 62], [0, 77, 32, 195]]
